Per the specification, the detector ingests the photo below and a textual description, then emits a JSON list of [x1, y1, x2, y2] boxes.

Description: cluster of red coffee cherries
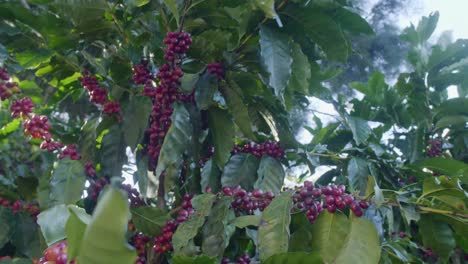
[[10, 96, 34, 118], [222, 186, 275, 215], [221, 253, 251, 264], [0, 67, 89, 162], [132, 61, 153, 85], [426, 138, 442, 157], [84, 162, 97, 178], [233, 141, 284, 159], [0, 68, 20, 100], [207, 62, 224, 80], [86, 177, 146, 207], [131, 32, 193, 171], [38, 240, 74, 264], [0, 197, 40, 219], [78, 70, 121, 120], [153, 194, 194, 253], [131, 233, 150, 264], [293, 182, 369, 223]]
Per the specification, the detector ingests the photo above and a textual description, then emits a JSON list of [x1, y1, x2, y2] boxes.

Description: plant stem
[[157, 172, 167, 211], [106, 1, 129, 44]]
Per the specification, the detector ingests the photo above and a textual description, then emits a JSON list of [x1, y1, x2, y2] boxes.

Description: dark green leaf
[[286, 42, 311, 96], [208, 107, 235, 169], [419, 214, 455, 261], [221, 154, 260, 190], [347, 157, 369, 193], [259, 25, 292, 103], [123, 96, 152, 148], [222, 79, 255, 139], [100, 124, 126, 178], [346, 116, 371, 145], [418, 157, 468, 178], [200, 159, 222, 194], [0, 207, 14, 248], [162, 0, 180, 26], [254, 155, 285, 194], [12, 213, 41, 258], [195, 73, 218, 110], [156, 103, 192, 190]]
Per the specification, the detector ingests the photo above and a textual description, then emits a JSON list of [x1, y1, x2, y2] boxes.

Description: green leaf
[[100, 124, 126, 178], [347, 157, 369, 193], [123, 96, 152, 148], [286, 42, 311, 96], [255, 0, 277, 19], [78, 117, 99, 163], [195, 73, 218, 110], [263, 252, 322, 264], [0, 207, 14, 248], [346, 116, 371, 145], [12, 213, 41, 258], [259, 25, 292, 103], [309, 212, 350, 263], [333, 8, 374, 35], [231, 215, 261, 228], [66, 206, 91, 261], [15, 49, 53, 69], [172, 194, 216, 255], [171, 255, 216, 264], [131, 206, 170, 236], [419, 214, 455, 261], [79, 185, 136, 264], [162, 0, 180, 26], [222, 79, 255, 139], [49, 158, 86, 206], [221, 154, 260, 190], [420, 177, 464, 200], [156, 103, 192, 190], [283, 5, 349, 62], [417, 11, 439, 43], [200, 159, 222, 194], [333, 217, 381, 264], [258, 192, 292, 261], [0, 119, 21, 139], [202, 197, 232, 258], [208, 107, 235, 169], [254, 155, 285, 194], [435, 115, 468, 130], [37, 204, 70, 246], [418, 157, 468, 178]]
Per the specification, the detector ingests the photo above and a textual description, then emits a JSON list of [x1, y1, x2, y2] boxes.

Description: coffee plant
[[0, 1, 467, 263]]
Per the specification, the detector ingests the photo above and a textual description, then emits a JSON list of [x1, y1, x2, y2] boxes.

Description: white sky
[[406, 0, 468, 39]]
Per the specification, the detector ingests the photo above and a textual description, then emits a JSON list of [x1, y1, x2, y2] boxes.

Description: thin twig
[[157, 172, 167, 211], [178, 0, 191, 33], [106, 1, 129, 44], [386, 202, 468, 219]]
